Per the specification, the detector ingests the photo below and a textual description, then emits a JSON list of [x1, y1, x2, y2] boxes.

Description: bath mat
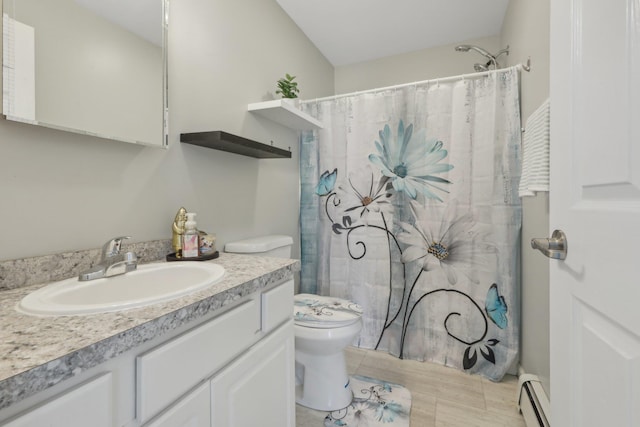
[[324, 375, 411, 426]]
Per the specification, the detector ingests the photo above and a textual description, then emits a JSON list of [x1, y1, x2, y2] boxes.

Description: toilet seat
[[294, 294, 362, 329]]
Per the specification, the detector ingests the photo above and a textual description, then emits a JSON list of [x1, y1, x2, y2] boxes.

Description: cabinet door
[[210, 320, 295, 427], [3, 374, 112, 427], [144, 382, 210, 427], [137, 298, 260, 423]]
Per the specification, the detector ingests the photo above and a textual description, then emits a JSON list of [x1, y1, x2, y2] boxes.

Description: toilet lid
[[294, 294, 363, 328]]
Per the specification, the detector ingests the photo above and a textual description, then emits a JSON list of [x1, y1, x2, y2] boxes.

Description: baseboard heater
[[518, 373, 550, 427]]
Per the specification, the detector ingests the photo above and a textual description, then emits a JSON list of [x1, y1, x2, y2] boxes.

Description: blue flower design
[[294, 298, 321, 307], [374, 401, 404, 422], [368, 121, 453, 201]]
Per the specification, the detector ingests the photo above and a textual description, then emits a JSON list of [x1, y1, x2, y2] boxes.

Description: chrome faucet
[[79, 236, 138, 281]]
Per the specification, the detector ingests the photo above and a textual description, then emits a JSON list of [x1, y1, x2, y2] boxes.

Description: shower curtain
[[299, 67, 522, 380]]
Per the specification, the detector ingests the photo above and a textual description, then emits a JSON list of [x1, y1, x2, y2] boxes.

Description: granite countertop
[[0, 252, 299, 410]]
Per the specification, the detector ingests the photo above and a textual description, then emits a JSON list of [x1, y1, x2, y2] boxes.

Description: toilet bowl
[[293, 293, 363, 411], [224, 236, 364, 411]]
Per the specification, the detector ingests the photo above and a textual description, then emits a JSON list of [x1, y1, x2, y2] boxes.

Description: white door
[[550, 0, 640, 426]]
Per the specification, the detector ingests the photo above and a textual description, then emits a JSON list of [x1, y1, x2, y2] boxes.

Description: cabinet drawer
[[136, 298, 260, 423], [261, 280, 293, 333], [3, 374, 112, 427]]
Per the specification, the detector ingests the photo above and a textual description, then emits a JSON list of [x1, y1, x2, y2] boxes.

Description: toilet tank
[[224, 235, 293, 258]]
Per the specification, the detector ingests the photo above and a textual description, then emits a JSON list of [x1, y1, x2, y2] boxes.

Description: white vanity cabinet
[[140, 279, 295, 427], [146, 320, 294, 427], [144, 382, 211, 427], [136, 298, 262, 423], [210, 320, 294, 427], [2, 374, 113, 427], [0, 279, 294, 427]]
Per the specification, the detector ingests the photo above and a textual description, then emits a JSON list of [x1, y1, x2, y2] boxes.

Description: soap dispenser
[[182, 213, 199, 258]]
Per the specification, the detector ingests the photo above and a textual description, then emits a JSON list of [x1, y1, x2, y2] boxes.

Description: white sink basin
[[17, 262, 225, 316]]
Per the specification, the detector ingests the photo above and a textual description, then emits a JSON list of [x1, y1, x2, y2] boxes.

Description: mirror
[[2, 0, 167, 147]]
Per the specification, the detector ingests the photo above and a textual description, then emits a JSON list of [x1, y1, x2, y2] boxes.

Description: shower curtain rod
[[303, 62, 530, 104]]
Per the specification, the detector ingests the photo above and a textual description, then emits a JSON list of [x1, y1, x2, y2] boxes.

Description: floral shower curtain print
[[300, 67, 522, 380]]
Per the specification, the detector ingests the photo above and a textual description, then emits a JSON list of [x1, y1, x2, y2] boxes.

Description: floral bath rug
[[324, 375, 411, 426]]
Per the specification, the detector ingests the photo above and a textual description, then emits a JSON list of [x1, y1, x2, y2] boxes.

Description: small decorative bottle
[[182, 213, 199, 258]]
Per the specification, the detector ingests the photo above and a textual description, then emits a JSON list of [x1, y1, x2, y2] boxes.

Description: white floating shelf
[[248, 99, 323, 131]]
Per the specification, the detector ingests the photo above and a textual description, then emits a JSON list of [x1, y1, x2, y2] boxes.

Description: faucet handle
[[101, 236, 131, 259]]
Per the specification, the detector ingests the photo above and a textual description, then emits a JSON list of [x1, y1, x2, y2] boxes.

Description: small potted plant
[[276, 73, 300, 100]]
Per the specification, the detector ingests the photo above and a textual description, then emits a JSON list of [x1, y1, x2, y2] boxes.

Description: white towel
[[519, 98, 550, 197]]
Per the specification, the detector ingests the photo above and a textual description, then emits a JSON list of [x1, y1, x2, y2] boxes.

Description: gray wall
[[334, 36, 501, 93], [501, 0, 551, 396], [0, 0, 334, 261]]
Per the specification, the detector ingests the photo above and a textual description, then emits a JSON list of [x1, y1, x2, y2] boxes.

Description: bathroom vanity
[[0, 253, 298, 426]]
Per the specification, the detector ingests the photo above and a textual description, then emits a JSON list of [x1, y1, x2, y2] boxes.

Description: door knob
[[531, 229, 567, 260]]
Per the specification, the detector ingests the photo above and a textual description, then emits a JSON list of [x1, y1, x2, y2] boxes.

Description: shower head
[[455, 44, 493, 59], [455, 45, 510, 71]]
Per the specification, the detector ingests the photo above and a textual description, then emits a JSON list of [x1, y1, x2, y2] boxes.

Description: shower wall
[[333, 0, 551, 395], [334, 36, 501, 93]]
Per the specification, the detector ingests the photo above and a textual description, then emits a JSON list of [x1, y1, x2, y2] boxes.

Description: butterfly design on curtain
[[315, 168, 337, 196], [485, 283, 508, 329]]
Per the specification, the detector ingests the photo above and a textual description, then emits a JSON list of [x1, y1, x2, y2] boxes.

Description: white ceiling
[[275, 0, 510, 66]]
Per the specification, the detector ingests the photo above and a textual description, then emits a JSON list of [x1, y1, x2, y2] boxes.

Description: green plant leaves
[[276, 74, 300, 98]]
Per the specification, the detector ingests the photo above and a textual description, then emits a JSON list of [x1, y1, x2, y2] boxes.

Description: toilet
[[225, 235, 363, 411], [292, 293, 362, 411]]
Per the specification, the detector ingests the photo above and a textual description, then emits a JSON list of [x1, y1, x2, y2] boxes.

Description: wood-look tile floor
[[296, 346, 527, 427]]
